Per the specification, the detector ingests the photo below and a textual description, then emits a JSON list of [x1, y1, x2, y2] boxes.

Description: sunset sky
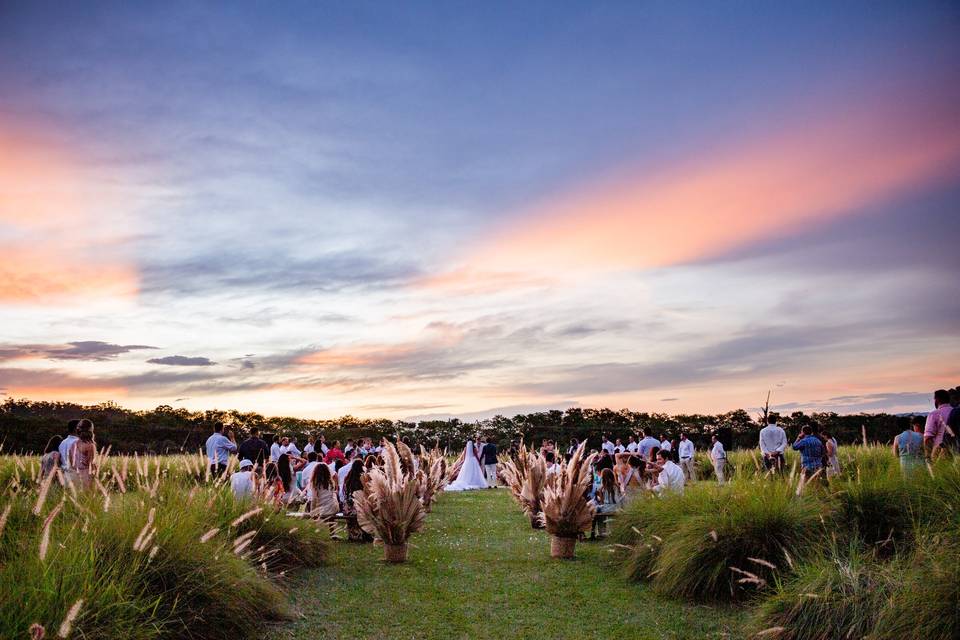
[[1, 2, 958, 420]]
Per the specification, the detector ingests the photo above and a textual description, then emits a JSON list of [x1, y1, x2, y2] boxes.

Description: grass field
[[278, 488, 745, 640]]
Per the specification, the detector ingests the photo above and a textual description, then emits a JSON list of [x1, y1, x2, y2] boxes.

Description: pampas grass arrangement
[[417, 446, 448, 512], [499, 443, 547, 529], [353, 441, 426, 562], [540, 441, 595, 558]]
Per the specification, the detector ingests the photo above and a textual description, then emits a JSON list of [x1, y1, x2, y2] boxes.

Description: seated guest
[[594, 449, 614, 474], [652, 449, 685, 495], [308, 463, 340, 518], [324, 441, 345, 464], [231, 459, 257, 499], [544, 451, 559, 475], [276, 453, 295, 504], [40, 435, 63, 478], [338, 459, 363, 502], [262, 462, 285, 504], [300, 452, 321, 491], [621, 456, 644, 494], [592, 468, 622, 539]]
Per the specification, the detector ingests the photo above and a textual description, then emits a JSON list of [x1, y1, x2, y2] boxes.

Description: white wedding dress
[[445, 440, 488, 491]]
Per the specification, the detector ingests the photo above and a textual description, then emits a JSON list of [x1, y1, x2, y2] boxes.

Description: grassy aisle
[[279, 489, 745, 640]]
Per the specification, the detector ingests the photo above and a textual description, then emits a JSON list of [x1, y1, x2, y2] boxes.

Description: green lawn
[[278, 489, 745, 640]]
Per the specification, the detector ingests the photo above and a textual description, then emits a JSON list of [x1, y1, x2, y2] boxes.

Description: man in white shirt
[[626, 435, 639, 453], [613, 438, 625, 454], [638, 431, 661, 460], [678, 433, 696, 482], [318, 435, 329, 455], [270, 435, 282, 463], [659, 437, 672, 452], [300, 452, 321, 493], [653, 449, 685, 495], [759, 415, 788, 474], [544, 451, 559, 475], [285, 437, 302, 459], [600, 436, 615, 456], [231, 459, 256, 499], [303, 436, 315, 455], [710, 435, 726, 484], [59, 420, 80, 473]]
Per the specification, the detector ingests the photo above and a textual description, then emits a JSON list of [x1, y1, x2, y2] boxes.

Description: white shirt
[[626, 441, 639, 453], [759, 424, 788, 455], [678, 439, 694, 459], [283, 443, 302, 458], [655, 461, 685, 495], [601, 441, 615, 455], [546, 464, 559, 475], [59, 435, 79, 470], [660, 439, 672, 451], [638, 436, 660, 458], [613, 445, 625, 454], [319, 443, 329, 454], [337, 463, 354, 501], [270, 443, 281, 462], [300, 461, 320, 491], [711, 441, 726, 460], [303, 443, 314, 455], [230, 471, 254, 499]]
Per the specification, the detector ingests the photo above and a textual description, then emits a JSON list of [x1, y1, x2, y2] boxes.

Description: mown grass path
[[280, 489, 744, 640]]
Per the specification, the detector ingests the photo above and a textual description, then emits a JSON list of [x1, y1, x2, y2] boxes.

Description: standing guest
[[205, 422, 237, 477], [308, 463, 340, 519], [40, 436, 63, 478], [822, 429, 840, 478], [678, 433, 696, 482], [792, 426, 825, 482], [638, 431, 661, 460], [73, 419, 97, 488], [759, 415, 788, 474], [238, 428, 270, 467], [924, 389, 956, 460], [659, 435, 672, 453], [565, 438, 580, 462], [613, 438, 625, 454], [59, 419, 80, 477], [344, 439, 356, 458], [625, 435, 639, 454], [670, 438, 680, 462], [324, 440, 345, 464], [710, 435, 727, 485], [480, 437, 499, 488], [317, 434, 330, 455], [894, 416, 926, 476], [230, 459, 257, 499], [303, 436, 315, 455], [284, 436, 302, 459], [600, 436, 615, 457], [652, 449, 685, 495], [270, 435, 282, 463]]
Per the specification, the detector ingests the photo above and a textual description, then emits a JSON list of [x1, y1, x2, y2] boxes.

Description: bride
[[445, 438, 488, 491]]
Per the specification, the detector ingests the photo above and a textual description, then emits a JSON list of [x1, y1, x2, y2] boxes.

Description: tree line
[[0, 398, 913, 455]]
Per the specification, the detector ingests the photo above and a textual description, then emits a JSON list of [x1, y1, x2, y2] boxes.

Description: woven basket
[[383, 543, 408, 563], [550, 535, 576, 559]]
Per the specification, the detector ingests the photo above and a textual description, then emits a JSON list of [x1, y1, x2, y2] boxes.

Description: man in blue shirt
[[206, 422, 237, 477], [791, 425, 824, 481]]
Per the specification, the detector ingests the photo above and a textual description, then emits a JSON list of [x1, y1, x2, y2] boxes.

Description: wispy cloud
[[147, 355, 216, 367], [0, 341, 156, 362]]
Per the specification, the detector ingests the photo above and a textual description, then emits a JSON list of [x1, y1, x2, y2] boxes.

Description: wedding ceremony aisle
[[278, 490, 744, 639]]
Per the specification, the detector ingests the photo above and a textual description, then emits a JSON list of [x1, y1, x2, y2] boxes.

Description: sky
[[1, 1, 958, 420]]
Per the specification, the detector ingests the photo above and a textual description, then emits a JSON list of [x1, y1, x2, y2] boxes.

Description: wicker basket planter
[[383, 543, 408, 563], [550, 535, 577, 559]]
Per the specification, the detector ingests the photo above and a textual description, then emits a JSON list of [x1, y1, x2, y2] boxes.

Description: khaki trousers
[[680, 458, 697, 482], [484, 463, 498, 486], [713, 458, 726, 484]]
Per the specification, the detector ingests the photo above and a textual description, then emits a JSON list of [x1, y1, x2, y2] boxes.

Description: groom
[[479, 436, 498, 488]]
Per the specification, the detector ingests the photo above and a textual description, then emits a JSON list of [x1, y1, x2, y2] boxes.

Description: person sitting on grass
[[231, 458, 257, 500], [544, 451, 559, 475], [40, 435, 62, 479], [894, 416, 925, 476], [308, 462, 340, 521], [592, 468, 622, 539], [651, 448, 685, 496], [324, 440, 345, 464], [792, 425, 824, 482], [276, 453, 295, 504], [621, 455, 644, 495], [262, 462, 285, 504]]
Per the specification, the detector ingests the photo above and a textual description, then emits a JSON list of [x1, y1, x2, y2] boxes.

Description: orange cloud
[[425, 92, 960, 290], [297, 344, 421, 368], [0, 122, 139, 303], [5, 385, 129, 402]]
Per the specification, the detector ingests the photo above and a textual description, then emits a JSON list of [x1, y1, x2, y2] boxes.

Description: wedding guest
[[613, 438, 625, 454], [40, 436, 63, 478], [303, 436, 316, 455], [792, 426, 824, 482], [300, 452, 322, 493], [659, 436, 672, 454], [73, 419, 97, 488], [205, 422, 237, 477], [565, 438, 580, 462], [621, 455, 644, 494], [592, 468, 622, 539], [544, 451, 559, 475], [338, 459, 362, 502], [317, 434, 330, 455], [269, 435, 281, 462], [308, 463, 340, 519], [283, 436, 302, 459], [653, 449, 685, 495], [924, 389, 956, 460], [759, 415, 788, 473], [276, 453, 295, 503], [822, 428, 840, 478], [59, 419, 80, 477], [263, 462, 285, 504], [238, 428, 270, 467], [600, 436, 615, 456], [324, 441, 345, 464], [710, 435, 726, 484], [625, 435, 639, 453], [638, 431, 661, 459], [595, 449, 614, 473], [678, 433, 696, 482], [230, 459, 257, 499], [893, 416, 925, 476]]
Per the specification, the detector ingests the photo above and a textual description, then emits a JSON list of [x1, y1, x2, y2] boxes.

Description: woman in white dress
[[445, 439, 488, 491]]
